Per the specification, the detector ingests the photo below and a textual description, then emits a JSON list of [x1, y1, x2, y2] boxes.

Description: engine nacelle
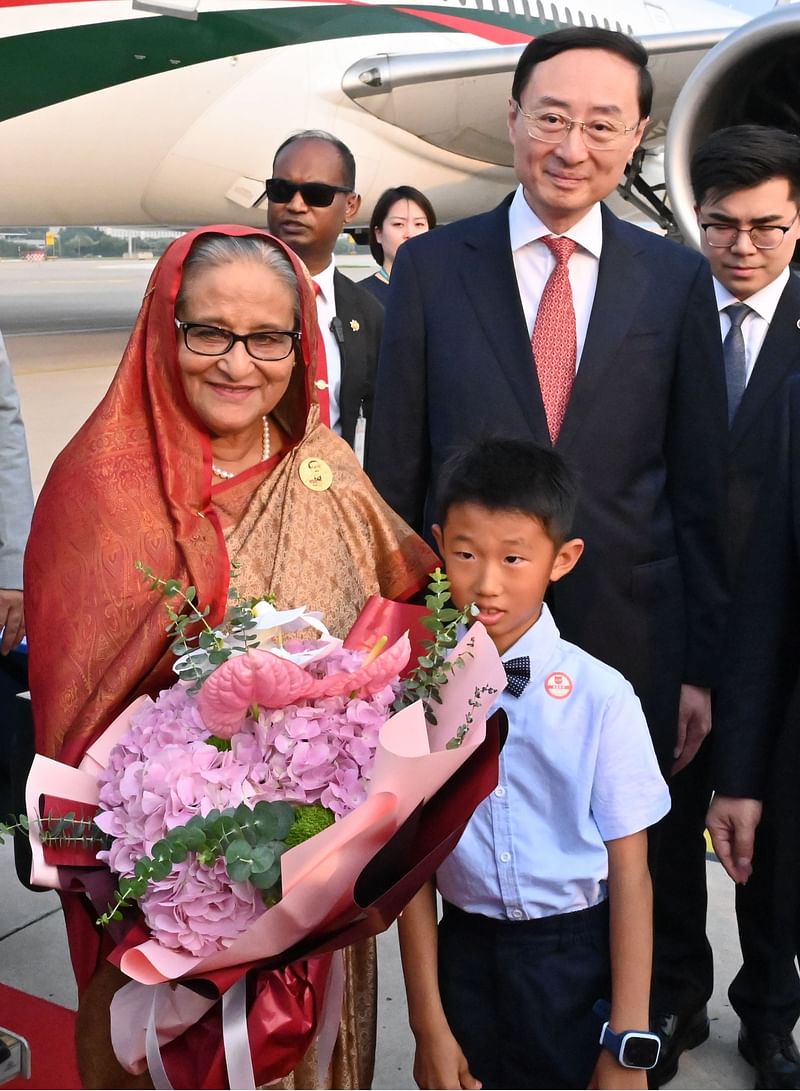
[[665, 4, 800, 247]]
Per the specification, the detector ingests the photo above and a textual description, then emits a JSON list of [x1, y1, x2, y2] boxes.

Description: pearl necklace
[[211, 415, 270, 480]]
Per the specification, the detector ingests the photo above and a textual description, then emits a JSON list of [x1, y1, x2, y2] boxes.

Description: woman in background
[[361, 186, 436, 303]]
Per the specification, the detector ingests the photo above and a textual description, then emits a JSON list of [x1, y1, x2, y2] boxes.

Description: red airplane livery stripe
[[395, 6, 531, 43]]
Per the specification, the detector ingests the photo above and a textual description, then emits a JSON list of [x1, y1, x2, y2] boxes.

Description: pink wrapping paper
[[23, 614, 505, 1085], [116, 624, 504, 985]]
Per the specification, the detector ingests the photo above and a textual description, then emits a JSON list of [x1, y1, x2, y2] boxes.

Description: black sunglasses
[[264, 177, 352, 207]]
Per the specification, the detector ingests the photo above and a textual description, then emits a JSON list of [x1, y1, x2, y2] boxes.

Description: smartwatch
[[593, 1000, 661, 1070]]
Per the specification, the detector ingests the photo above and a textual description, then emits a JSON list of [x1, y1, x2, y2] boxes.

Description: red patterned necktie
[[312, 279, 331, 427], [532, 235, 578, 443]]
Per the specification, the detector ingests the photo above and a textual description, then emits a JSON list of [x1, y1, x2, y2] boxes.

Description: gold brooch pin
[[350, 319, 360, 333]]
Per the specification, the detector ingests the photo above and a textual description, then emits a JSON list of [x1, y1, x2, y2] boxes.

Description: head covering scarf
[[25, 225, 431, 768]]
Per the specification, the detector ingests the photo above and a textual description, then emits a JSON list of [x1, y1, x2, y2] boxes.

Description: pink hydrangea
[[95, 645, 401, 956], [140, 856, 264, 958]]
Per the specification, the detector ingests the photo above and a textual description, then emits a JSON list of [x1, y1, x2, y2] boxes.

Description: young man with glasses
[[265, 131, 383, 457], [652, 124, 800, 1091]]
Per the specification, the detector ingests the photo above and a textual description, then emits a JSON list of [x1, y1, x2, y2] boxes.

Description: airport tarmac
[[0, 257, 770, 1089]]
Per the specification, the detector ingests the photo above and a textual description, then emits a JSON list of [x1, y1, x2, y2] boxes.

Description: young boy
[[398, 438, 670, 1090]]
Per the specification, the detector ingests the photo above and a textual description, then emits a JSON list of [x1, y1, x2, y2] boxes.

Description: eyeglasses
[[175, 320, 301, 361], [264, 177, 352, 207], [699, 214, 799, 250], [514, 103, 640, 149]]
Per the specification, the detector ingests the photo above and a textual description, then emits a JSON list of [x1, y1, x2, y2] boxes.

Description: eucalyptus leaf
[[249, 861, 281, 890], [181, 825, 205, 851], [150, 858, 172, 881], [227, 858, 252, 883], [169, 843, 188, 864], [249, 843, 276, 872]]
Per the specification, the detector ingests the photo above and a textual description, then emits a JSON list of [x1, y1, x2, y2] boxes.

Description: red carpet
[[0, 983, 80, 1089]]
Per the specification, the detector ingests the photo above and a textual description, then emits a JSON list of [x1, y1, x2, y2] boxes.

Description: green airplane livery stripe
[[0, 5, 546, 123]]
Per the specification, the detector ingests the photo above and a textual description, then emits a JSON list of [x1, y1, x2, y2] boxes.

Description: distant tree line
[[0, 226, 178, 258]]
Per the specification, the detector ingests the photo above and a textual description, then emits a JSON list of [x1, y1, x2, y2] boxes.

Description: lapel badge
[[314, 379, 328, 390], [544, 672, 573, 700], [299, 457, 333, 492], [350, 319, 360, 333]]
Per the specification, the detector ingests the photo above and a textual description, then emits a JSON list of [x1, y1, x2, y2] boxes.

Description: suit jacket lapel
[[332, 270, 366, 425], [731, 275, 800, 447], [557, 206, 648, 454], [458, 199, 549, 441]]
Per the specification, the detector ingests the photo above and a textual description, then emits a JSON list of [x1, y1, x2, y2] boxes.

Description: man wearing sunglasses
[[652, 124, 800, 1091], [266, 130, 383, 457]]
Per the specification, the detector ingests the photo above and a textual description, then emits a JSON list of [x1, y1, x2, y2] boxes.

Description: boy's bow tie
[[503, 656, 531, 697]]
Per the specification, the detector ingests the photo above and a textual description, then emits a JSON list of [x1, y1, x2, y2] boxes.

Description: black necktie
[[504, 656, 531, 698]]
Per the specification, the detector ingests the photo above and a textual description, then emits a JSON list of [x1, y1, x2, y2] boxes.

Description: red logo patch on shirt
[[544, 672, 573, 699]]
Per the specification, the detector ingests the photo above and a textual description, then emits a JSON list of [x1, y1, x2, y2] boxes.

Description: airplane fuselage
[[0, 0, 746, 226]]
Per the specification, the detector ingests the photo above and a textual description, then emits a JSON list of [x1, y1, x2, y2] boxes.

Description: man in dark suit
[[654, 125, 800, 1090], [708, 375, 800, 1091], [266, 130, 383, 455], [0, 329, 34, 817], [369, 28, 727, 778]]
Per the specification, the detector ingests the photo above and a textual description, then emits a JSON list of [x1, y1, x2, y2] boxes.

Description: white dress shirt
[[509, 185, 603, 368], [436, 605, 670, 920], [312, 258, 342, 434], [713, 267, 790, 387]]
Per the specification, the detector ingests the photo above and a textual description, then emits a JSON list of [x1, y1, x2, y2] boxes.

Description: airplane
[[0, 0, 794, 248]]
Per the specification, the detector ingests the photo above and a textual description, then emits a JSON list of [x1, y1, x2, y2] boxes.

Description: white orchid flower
[[250, 602, 340, 665]]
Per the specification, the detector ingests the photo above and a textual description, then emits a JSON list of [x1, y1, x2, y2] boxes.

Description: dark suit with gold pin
[[332, 269, 384, 451]]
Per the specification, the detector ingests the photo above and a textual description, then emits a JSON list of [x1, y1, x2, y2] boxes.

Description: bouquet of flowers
[[6, 569, 506, 1089]]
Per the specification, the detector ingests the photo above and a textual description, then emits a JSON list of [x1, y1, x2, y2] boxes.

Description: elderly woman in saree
[[24, 225, 436, 1089]]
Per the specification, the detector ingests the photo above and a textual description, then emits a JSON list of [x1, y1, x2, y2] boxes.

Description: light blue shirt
[[436, 605, 670, 920]]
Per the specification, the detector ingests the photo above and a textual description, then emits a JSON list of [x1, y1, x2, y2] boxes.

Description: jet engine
[[665, 4, 800, 247]]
